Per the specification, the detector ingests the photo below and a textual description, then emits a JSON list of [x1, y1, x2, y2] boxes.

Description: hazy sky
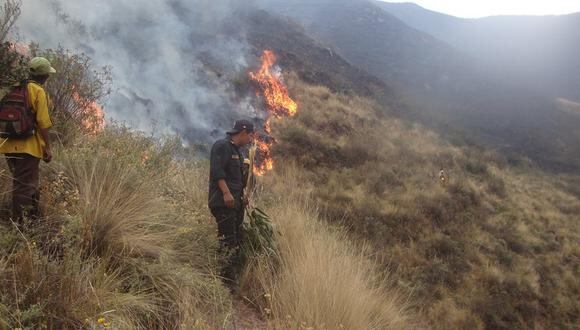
[[381, 0, 580, 18]]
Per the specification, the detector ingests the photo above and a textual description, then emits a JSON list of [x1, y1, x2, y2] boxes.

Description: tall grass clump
[[0, 129, 232, 329], [241, 168, 415, 329]]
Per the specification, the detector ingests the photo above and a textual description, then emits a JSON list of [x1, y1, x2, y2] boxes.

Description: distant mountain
[[258, 0, 580, 171], [377, 1, 580, 101]]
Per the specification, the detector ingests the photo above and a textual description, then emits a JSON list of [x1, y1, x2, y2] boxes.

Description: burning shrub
[[249, 50, 298, 175], [28, 45, 112, 144]]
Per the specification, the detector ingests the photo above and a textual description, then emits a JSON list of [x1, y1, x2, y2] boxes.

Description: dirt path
[[228, 297, 268, 330]]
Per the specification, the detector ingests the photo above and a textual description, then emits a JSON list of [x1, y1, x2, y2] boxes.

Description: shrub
[[0, 41, 27, 87]]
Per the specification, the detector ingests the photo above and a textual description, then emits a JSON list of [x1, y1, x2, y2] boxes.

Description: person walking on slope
[[0, 57, 56, 223], [208, 119, 254, 289], [439, 168, 447, 185]]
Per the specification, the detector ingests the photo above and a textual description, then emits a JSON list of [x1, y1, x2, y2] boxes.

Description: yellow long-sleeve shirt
[[0, 81, 53, 159]]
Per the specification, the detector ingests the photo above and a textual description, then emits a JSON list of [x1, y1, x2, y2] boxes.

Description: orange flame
[[81, 100, 105, 134], [72, 89, 105, 135], [253, 138, 274, 176], [249, 50, 297, 175]]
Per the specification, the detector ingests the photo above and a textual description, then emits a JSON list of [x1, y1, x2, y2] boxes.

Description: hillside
[[17, 0, 579, 171], [1, 2, 413, 328], [269, 74, 580, 329], [2, 1, 580, 329], [258, 0, 580, 172]]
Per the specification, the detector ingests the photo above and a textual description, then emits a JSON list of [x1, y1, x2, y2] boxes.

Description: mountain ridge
[[378, 1, 580, 101]]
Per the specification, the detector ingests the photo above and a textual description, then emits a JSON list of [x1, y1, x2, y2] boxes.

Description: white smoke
[[14, 0, 259, 142]]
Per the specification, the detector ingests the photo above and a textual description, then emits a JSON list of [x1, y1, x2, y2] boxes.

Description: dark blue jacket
[[208, 137, 244, 210]]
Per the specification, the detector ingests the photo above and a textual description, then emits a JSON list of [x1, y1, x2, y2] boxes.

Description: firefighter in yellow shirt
[[0, 57, 55, 222]]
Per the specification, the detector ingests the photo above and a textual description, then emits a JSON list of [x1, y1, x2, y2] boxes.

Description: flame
[[71, 88, 105, 135], [253, 138, 274, 176], [249, 50, 297, 175], [249, 50, 297, 122], [81, 100, 105, 134]]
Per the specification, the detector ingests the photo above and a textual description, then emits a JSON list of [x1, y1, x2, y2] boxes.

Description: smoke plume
[[15, 0, 258, 142]]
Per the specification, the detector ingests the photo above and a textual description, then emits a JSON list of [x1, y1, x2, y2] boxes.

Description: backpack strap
[[20, 80, 37, 125], [22, 80, 30, 113]]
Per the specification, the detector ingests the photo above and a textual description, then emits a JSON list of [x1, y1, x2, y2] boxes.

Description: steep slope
[[267, 74, 580, 329], [3, 2, 579, 329], [258, 0, 580, 172], [1, 3, 415, 328], [377, 2, 580, 101]]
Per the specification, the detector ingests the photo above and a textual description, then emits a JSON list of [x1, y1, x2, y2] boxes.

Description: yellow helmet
[[29, 57, 56, 75]]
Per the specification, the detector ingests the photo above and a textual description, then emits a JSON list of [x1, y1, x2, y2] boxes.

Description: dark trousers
[[5, 153, 41, 222], [211, 207, 245, 284]]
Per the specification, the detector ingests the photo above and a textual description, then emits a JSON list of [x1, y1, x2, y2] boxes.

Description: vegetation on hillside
[[261, 0, 580, 172], [1, 129, 232, 328], [266, 75, 580, 329], [242, 169, 412, 329], [1, 25, 231, 326], [2, 2, 579, 329]]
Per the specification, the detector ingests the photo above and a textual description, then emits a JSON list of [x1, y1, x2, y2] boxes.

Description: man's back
[[0, 81, 53, 158]]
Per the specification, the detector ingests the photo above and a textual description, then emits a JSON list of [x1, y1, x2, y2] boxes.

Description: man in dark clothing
[[208, 119, 254, 287]]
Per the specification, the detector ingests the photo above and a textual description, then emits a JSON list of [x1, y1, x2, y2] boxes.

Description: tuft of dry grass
[[241, 168, 416, 329]]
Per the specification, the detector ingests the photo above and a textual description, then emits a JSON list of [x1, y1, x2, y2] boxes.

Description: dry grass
[[266, 75, 580, 329], [1, 40, 416, 328], [0, 129, 418, 328], [0, 129, 231, 329], [241, 168, 415, 329], [1, 37, 578, 328], [1, 126, 416, 329]]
